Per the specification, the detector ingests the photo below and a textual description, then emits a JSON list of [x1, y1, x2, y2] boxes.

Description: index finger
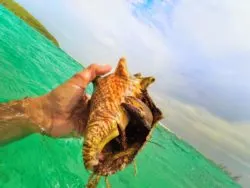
[[70, 64, 112, 89]]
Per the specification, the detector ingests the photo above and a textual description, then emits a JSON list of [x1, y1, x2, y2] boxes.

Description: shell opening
[[93, 114, 151, 175]]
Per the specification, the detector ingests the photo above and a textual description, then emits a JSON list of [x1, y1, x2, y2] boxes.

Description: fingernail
[[98, 63, 107, 66], [103, 64, 113, 71]]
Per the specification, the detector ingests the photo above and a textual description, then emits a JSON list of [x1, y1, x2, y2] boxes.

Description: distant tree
[[217, 163, 241, 182]]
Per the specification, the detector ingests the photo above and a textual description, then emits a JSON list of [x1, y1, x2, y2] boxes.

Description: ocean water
[[0, 6, 241, 188]]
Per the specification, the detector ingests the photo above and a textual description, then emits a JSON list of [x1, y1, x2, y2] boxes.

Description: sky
[[15, 0, 250, 186]]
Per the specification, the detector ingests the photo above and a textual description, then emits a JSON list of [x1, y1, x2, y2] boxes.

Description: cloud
[[16, 0, 172, 77], [153, 0, 250, 122], [169, 0, 250, 56], [126, 1, 250, 122]]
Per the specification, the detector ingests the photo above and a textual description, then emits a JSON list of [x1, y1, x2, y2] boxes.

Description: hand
[[25, 64, 112, 137]]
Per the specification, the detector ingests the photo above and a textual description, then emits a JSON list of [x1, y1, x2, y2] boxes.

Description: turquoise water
[[0, 6, 241, 188]]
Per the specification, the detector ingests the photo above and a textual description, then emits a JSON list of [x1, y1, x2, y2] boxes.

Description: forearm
[[0, 99, 40, 145]]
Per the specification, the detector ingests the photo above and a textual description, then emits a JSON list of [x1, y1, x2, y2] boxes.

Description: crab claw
[[121, 96, 153, 130]]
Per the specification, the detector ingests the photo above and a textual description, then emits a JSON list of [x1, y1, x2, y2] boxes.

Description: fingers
[[88, 64, 112, 77], [70, 64, 112, 89], [47, 64, 111, 114]]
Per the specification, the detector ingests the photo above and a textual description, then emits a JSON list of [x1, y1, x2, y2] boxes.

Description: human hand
[[25, 64, 112, 137]]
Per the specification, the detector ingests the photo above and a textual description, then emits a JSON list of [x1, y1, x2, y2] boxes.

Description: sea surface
[[0, 6, 241, 188]]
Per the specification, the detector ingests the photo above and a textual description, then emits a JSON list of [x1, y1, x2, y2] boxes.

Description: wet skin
[[0, 64, 112, 145]]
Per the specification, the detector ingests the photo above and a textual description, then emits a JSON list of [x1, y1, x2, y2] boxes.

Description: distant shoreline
[[0, 0, 59, 46]]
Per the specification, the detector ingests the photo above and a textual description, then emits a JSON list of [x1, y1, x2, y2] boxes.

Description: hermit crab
[[82, 57, 163, 187]]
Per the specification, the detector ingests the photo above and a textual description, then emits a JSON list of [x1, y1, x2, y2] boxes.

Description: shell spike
[[115, 57, 129, 78], [140, 77, 155, 89]]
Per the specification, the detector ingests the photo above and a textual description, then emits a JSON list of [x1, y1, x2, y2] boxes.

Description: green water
[[0, 6, 241, 188]]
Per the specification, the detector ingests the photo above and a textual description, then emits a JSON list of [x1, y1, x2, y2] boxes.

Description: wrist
[[0, 99, 39, 145], [23, 96, 53, 135]]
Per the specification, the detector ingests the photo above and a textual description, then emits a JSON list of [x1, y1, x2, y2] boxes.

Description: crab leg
[[86, 174, 101, 188]]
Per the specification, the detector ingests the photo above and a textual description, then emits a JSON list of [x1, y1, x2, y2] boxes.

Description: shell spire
[[114, 57, 129, 78]]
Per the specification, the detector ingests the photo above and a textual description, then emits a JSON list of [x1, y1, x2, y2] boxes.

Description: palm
[[46, 83, 90, 137], [29, 64, 112, 138]]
